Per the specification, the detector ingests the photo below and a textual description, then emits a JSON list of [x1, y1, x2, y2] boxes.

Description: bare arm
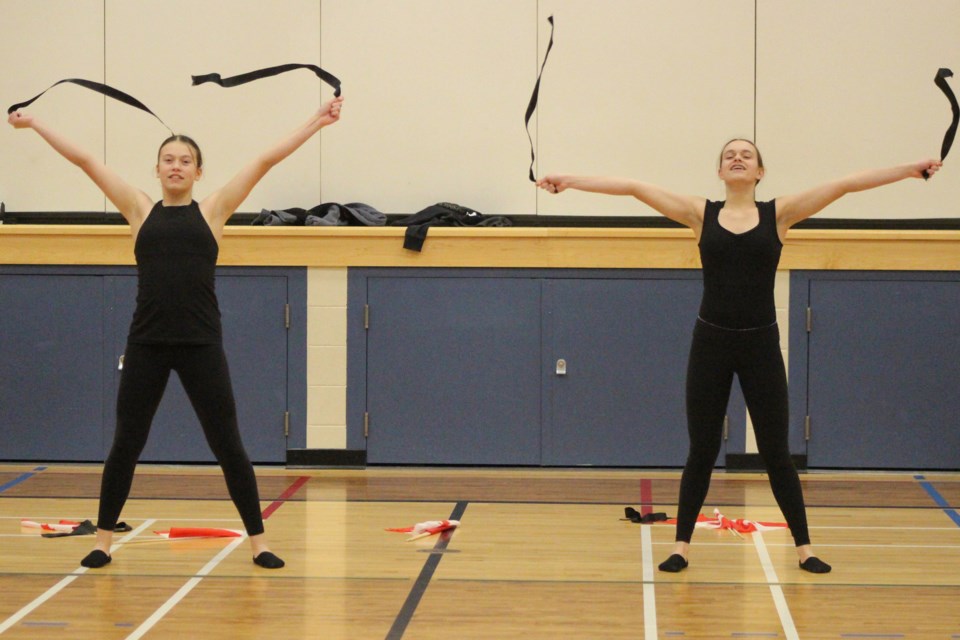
[[201, 97, 343, 231], [537, 174, 705, 233], [7, 111, 152, 230], [776, 159, 943, 234]]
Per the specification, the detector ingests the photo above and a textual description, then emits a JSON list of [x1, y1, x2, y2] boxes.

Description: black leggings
[[675, 319, 810, 546], [98, 342, 265, 536]]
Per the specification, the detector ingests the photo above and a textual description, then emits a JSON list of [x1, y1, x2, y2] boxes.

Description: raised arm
[[8, 111, 152, 230], [201, 96, 343, 232], [537, 174, 705, 234], [776, 159, 943, 234]]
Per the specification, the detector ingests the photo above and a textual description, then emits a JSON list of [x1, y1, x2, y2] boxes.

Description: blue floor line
[[0, 466, 47, 494], [914, 474, 960, 528]]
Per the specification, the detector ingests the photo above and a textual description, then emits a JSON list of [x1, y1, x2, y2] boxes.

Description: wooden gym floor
[[0, 464, 958, 639]]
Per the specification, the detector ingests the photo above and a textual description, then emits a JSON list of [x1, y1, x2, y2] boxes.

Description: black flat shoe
[[253, 551, 285, 569], [80, 549, 112, 568], [799, 557, 831, 573], [658, 554, 688, 573]]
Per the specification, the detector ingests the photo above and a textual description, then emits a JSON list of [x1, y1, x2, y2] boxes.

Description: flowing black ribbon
[[525, 15, 555, 182], [191, 63, 342, 97], [924, 67, 957, 179], [7, 78, 173, 133]]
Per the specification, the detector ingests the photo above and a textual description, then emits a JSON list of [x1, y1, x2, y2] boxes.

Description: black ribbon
[[192, 63, 342, 97], [40, 520, 132, 538], [924, 67, 957, 179], [7, 78, 173, 133], [623, 507, 669, 524], [525, 15, 555, 182]]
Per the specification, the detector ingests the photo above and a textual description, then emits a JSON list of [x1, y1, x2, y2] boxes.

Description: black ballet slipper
[[799, 557, 832, 574], [80, 550, 112, 568], [658, 554, 689, 573], [253, 551, 285, 569]]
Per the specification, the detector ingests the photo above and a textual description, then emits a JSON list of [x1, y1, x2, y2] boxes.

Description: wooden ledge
[[2, 225, 959, 270]]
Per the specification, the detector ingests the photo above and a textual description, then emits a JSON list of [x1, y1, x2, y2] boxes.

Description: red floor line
[[640, 478, 653, 516], [261, 476, 310, 520]]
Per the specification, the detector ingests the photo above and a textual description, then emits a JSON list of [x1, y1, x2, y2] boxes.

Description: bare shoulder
[[198, 190, 227, 220], [125, 190, 156, 226], [198, 191, 229, 239], [687, 195, 707, 224], [690, 196, 708, 216], [126, 192, 157, 239]]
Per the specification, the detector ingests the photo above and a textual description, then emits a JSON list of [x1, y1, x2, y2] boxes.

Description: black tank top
[[697, 199, 782, 330], [128, 201, 222, 344]]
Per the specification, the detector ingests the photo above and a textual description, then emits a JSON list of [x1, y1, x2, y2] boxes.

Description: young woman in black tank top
[[9, 96, 344, 569], [538, 141, 941, 574]]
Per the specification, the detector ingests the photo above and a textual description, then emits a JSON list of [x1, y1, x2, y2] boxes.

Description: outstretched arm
[[776, 159, 942, 233], [201, 96, 343, 230], [537, 174, 705, 233], [7, 111, 152, 230]]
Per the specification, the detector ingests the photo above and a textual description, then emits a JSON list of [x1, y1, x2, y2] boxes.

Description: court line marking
[[0, 519, 155, 636], [40, 495, 939, 510], [638, 478, 658, 639], [124, 535, 247, 640], [121, 476, 309, 640], [0, 515, 245, 523], [653, 534, 960, 551], [261, 476, 310, 520], [399, 575, 960, 589], [762, 542, 960, 550], [0, 467, 47, 494], [639, 478, 653, 516], [11, 517, 954, 533], [752, 534, 799, 640], [5, 519, 959, 532], [650, 541, 960, 553], [811, 525, 960, 531], [641, 525, 658, 640], [914, 475, 960, 527], [386, 501, 468, 640]]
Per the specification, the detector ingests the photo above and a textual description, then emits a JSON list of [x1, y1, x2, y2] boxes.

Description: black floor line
[[385, 501, 468, 640]]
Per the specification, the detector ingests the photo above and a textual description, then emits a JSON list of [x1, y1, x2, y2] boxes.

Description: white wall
[[2, 0, 958, 219]]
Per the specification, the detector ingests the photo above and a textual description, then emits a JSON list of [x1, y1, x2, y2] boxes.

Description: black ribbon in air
[[8, 78, 173, 133], [525, 15, 555, 182], [192, 63, 342, 98], [924, 68, 957, 179]]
